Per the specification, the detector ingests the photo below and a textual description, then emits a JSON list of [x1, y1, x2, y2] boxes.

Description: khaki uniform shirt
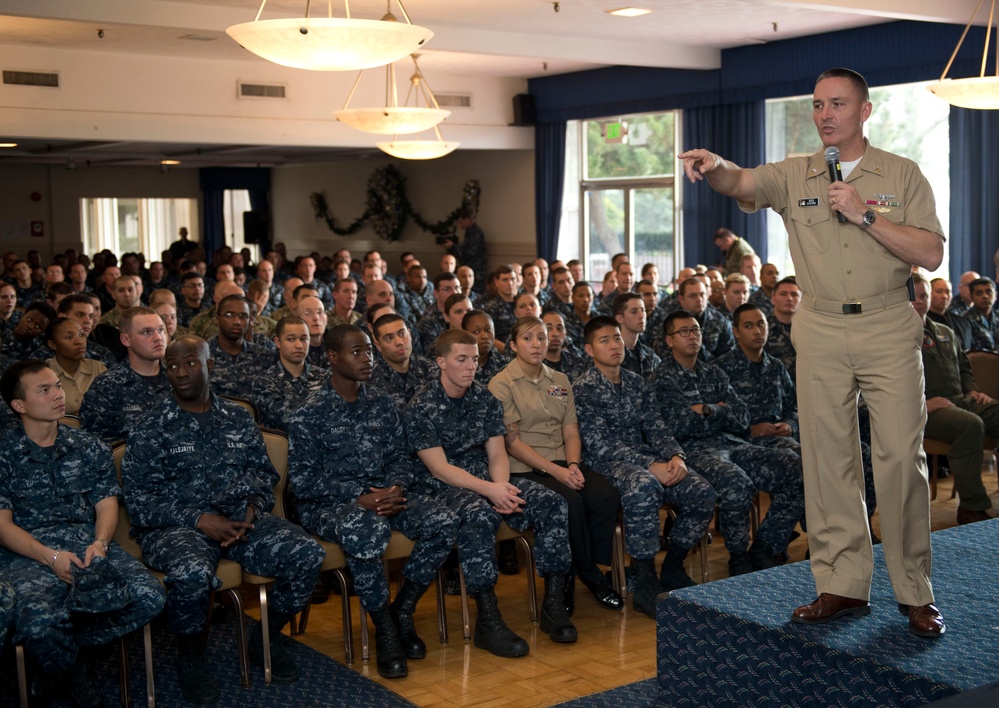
[[742, 141, 944, 301], [48, 357, 108, 416], [487, 358, 576, 474]]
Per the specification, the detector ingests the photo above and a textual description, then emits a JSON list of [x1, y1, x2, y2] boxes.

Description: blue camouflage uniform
[[748, 287, 774, 317], [402, 283, 435, 320], [80, 360, 172, 444], [0, 425, 165, 673], [249, 358, 328, 431], [621, 341, 660, 382], [764, 315, 797, 381], [416, 309, 447, 349], [651, 355, 804, 557], [481, 298, 518, 344], [964, 308, 999, 351], [404, 379, 570, 592], [288, 381, 458, 611], [207, 336, 275, 399], [474, 347, 510, 386], [369, 354, 438, 410], [544, 346, 590, 384], [715, 346, 799, 451], [0, 329, 43, 370], [572, 367, 715, 558], [176, 300, 206, 328], [0, 578, 13, 648], [122, 394, 323, 637]]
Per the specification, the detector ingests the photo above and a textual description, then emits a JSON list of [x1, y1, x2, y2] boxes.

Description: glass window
[[561, 111, 680, 292], [81, 197, 198, 262]]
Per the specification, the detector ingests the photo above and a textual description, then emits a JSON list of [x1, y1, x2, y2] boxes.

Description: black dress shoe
[[583, 577, 623, 611]]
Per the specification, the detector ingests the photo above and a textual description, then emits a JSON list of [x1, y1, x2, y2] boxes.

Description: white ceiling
[[0, 0, 986, 166]]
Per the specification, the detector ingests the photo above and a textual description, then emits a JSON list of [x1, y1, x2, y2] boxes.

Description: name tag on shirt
[[797, 198, 819, 207]]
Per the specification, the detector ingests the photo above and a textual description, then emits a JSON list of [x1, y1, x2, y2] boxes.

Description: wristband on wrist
[[94, 537, 111, 553]]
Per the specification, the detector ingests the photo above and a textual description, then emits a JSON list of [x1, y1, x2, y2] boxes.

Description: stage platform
[[656, 519, 999, 706]]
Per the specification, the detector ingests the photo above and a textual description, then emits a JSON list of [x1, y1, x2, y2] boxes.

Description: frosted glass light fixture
[[226, 0, 433, 72]]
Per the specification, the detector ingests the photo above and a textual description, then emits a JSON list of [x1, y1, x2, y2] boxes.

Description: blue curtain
[[949, 108, 999, 283], [199, 167, 271, 257], [535, 121, 567, 262], [682, 102, 767, 269]]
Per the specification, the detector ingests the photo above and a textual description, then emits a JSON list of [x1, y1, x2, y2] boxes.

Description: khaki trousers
[[793, 300, 934, 606]]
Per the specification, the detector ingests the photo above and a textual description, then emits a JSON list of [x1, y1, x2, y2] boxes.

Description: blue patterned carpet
[[1, 612, 413, 708], [657, 519, 999, 707]]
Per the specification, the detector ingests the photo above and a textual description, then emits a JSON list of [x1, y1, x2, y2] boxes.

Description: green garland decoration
[[311, 165, 480, 242]]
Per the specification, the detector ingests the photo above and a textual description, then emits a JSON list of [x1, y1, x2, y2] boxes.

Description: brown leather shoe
[[956, 507, 994, 525], [791, 593, 870, 624], [898, 603, 946, 638]]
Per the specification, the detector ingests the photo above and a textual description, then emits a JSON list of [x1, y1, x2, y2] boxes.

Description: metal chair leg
[[332, 570, 354, 665], [611, 519, 628, 599], [513, 536, 538, 622], [223, 588, 250, 687], [459, 567, 471, 641], [118, 636, 130, 707], [435, 569, 448, 645], [258, 585, 272, 685], [16, 645, 28, 708], [143, 623, 156, 708]]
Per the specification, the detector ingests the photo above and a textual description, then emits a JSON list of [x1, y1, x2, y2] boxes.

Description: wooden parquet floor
[[246, 460, 996, 708]]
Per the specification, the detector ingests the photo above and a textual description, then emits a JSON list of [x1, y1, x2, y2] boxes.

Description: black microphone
[[824, 146, 847, 223]]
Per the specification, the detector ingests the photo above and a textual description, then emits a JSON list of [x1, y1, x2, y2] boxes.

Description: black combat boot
[[631, 558, 660, 619], [64, 652, 105, 708], [539, 574, 578, 643], [177, 633, 220, 705], [472, 587, 529, 657], [249, 611, 299, 683], [369, 605, 407, 678], [659, 542, 697, 591], [390, 577, 432, 659], [749, 538, 780, 570]]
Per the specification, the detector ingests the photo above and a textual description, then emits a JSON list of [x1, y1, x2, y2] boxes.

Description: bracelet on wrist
[[93, 537, 111, 553], [50, 550, 60, 567]]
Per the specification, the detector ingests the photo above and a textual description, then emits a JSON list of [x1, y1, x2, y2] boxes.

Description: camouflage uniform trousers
[[0, 579, 12, 648], [599, 462, 716, 559], [302, 493, 459, 612], [141, 513, 323, 636], [4, 534, 165, 673], [430, 477, 571, 594], [685, 443, 804, 556]]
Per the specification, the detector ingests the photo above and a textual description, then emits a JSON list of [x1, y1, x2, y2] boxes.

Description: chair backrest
[[221, 395, 259, 422], [260, 427, 289, 519], [967, 350, 999, 400]]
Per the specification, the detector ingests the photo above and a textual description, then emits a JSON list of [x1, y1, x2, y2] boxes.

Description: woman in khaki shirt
[[45, 318, 107, 416], [488, 316, 622, 612]]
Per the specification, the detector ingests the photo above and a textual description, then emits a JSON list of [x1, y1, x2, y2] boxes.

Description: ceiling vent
[[3, 70, 59, 88], [435, 93, 471, 108], [238, 82, 286, 99]]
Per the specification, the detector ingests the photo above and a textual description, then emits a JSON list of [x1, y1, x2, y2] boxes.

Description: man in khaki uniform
[[680, 67, 945, 638]]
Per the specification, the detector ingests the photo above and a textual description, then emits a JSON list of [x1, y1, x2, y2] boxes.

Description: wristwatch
[[672, 453, 687, 462], [859, 209, 876, 230]]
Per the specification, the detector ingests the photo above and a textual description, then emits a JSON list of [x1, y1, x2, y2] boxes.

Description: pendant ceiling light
[[336, 54, 450, 135], [377, 123, 459, 160], [928, 0, 999, 109], [226, 0, 433, 72]]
